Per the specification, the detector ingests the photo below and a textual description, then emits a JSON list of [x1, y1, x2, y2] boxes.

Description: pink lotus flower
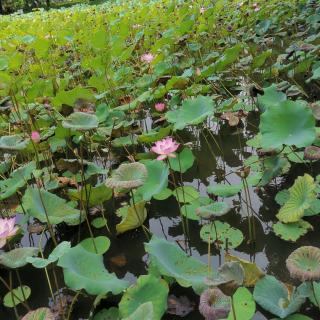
[[0, 217, 19, 249], [141, 53, 154, 64], [155, 103, 166, 112], [31, 131, 40, 143], [253, 3, 260, 11], [151, 137, 180, 160]]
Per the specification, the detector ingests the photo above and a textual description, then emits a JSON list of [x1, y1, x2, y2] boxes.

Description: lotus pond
[[0, 0, 320, 319]]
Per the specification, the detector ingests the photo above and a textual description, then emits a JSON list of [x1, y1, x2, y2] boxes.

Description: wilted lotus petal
[[199, 288, 231, 320], [304, 146, 320, 160], [286, 246, 320, 281], [105, 162, 148, 189]]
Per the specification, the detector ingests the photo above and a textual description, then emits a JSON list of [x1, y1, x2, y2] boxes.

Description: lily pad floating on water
[[57, 243, 128, 295], [4, 285, 31, 308], [207, 184, 242, 197], [173, 186, 199, 203], [276, 174, 316, 223], [273, 220, 313, 242], [145, 236, 209, 294], [286, 246, 320, 281], [62, 112, 99, 130], [165, 95, 215, 130], [181, 196, 212, 221], [105, 162, 148, 190], [200, 221, 244, 249], [0, 135, 30, 151], [196, 202, 231, 220], [22, 187, 82, 225], [259, 100, 316, 149], [253, 275, 307, 318], [93, 307, 119, 320], [80, 236, 110, 254]]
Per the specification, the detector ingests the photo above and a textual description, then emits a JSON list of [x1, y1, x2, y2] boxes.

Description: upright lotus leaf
[[68, 183, 113, 206], [168, 148, 195, 173], [136, 160, 169, 201], [199, 288, 231, 320], [0, 247, 39, 268], [200, 221, 244, 249], [119, 275, 168, 320], [0, 161, 36, 200], [286, 246, 320, 281], [22, 187, 82, 225], [137, 125, 172, 143], [260, 100, 316, 149], [205, 262, 244, 288], [145, 236, 209, 294], [207, 184, 242, 197], [122, 302, 153, 320], [0, 135, 29, 151], [227, 287, 255, 320], [225, 254, 265, 287], [116, 201, 147, 234], [27, 241, 71, 269], [253, 275, 306, 318], [93, 307, 119, 320], [165, 95, 214, 130], [105, 162, 148, 190], [21, 308, 55, 320], [276, 174, 316, 223], [273, 220, 313, 242], [196, 202, 231, 220], [57, 243, 128, 295], [173, 186, 199, 203], [257, 84, 287, 112], [4, 286, 31, 308], [62, 112, 99, 130]]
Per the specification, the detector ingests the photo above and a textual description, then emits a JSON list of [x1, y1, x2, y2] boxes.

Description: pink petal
[[157, 155, 167, 161]]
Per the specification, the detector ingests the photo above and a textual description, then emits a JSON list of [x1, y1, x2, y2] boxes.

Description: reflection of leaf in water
[[167, 295, 194, 317]]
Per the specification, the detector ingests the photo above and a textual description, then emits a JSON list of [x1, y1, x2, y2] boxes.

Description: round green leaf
[[119, 275, 168, 320], [200, 221, 243, 249], [0, 247, 39, 269], [80, 236, 110, 254], [181, 197, 212, 221], [168, 148, 195, 173], [173, 186, 199, 203], [273, 220, 313, 242], [62, 112, 99, 131], [91, 217, 107, 229], [227, 287, 255, 320], [122, 302, 153, 320], [0, 135, 29, 151], [93, 307, 119, 320], [207, 184, 242, 197]]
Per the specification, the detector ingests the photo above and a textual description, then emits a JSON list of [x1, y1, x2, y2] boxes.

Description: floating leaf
[[153, 188, 172, 201], [200, 221, 244, 249], [257, 84, 286, 111], [173, 186, 199, 203], [166, 96, 214, 130], [260, 100, 316, 149], [116, 201, 147, 234], [4, 285, 31, 308], [62, 112, 99, 130], [145, 236, 209, 294], [273, 220, 313, 242], [0, 247, 39, 269], [276, 174, 316, 223], [91, 217, 107, 229], [181, 197, 212, 221], [93, 307, 119, 320], [207, 184, 242, 197], [119, 275, 168, 320], [225, 254, 265, 287], [253, 275, 306, 318], [196, 202, 230, 219], [58, 244, 128, 295]]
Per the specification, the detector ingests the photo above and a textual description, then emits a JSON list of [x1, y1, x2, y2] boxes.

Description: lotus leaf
[[122, 302, 153, 320], [273, 220, 313, 242], [227, 287, 255, 320], [0, 135, 29, 151], [168, 148, 195, 173], [4, 285, 31, 308], [0, 247, 39, 269], [62, 112, 99, 130], [207, 184, 242, 197]]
